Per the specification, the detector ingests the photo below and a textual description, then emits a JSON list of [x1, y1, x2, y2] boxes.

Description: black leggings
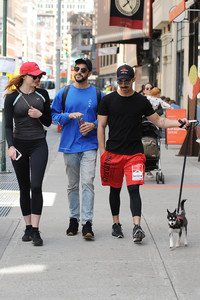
[[12, 138, 48, 216], [109, 185, 141, 217]]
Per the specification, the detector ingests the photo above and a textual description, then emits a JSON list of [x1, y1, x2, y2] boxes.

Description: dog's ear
[[174, 209, 177, 214], [167, 209, 170, 214]]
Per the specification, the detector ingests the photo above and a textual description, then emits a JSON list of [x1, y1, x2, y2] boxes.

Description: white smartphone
[[15, 148, 22, 160], [189, 120, 198, 123]]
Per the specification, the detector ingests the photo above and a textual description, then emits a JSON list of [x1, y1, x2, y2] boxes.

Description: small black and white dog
[[167, 199, 188, 248]]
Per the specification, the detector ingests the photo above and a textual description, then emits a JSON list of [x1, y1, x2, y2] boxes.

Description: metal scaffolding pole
[[1, 0, 7, 172]]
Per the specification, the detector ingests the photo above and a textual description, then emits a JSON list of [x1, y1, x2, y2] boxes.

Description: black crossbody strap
[[62, 85, 70, 112], [15, 87, 46, 136]]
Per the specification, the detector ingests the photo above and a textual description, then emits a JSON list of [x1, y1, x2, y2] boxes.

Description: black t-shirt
[[98, 91, 155, 155], [4, 88, 52, 147]]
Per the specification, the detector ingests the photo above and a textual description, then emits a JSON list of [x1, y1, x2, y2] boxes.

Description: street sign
[[169, 0, 185, 23], [0, 57, 16, 74], [0, 76, 9, 110]]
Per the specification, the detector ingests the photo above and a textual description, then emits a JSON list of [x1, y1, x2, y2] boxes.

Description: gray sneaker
[[112, 223, 124, 238], [133, 225, 145, 243]]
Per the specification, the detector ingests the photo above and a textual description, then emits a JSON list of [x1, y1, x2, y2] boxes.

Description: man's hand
[[99, 148, 106, 157], [80, 122, 95, 135], [178, 118, 189, 129], [69, 112, 84, 119]]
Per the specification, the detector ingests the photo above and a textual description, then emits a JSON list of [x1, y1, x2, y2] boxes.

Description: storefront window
[[176, 23, 185, 104]]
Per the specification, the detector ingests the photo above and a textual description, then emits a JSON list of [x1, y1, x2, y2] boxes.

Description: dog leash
[[177, 120, 199, 213]]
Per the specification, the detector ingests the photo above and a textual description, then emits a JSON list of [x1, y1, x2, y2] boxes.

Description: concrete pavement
[[0, 125, 200, 299]]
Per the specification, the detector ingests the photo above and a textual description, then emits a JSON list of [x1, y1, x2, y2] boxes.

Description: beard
[[75, 75, 88, 83]]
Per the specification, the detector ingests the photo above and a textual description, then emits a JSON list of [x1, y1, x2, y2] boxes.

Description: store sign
[[142, 0, 152, 38], [0, 57, 16, 74], [166, 109, 187, 145], [169, 0, 186, 23], [109, 0, 145, 30]]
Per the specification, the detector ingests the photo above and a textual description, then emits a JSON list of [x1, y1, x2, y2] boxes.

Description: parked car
[[40, 79, 56, 104]]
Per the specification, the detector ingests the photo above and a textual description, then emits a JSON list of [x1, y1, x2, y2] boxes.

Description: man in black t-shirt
[[97, 64, 188, 243]]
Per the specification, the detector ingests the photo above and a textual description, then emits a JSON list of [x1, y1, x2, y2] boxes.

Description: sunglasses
[[145, 87, 152, 90], [27, 74, 43, 80], [74, 66, 88, 73], [117, 80, 131, 85]]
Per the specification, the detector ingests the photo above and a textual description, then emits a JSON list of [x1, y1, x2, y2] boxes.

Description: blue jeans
[[63, 150, 97, 224]]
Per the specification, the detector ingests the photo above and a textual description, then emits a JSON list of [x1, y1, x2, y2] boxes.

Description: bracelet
[[178, 119, 185, 128], [93, 122, 97, 129]]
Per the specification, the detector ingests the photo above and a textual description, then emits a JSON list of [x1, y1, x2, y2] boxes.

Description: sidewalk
[[0, 129, 200, 299]]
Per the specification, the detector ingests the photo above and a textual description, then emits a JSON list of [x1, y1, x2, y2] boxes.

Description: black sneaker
[[133, 225, 145, 243], [22, 228, 32, 242], [31, 230, 43, 246], [112, 223, 124, 238], [66, 218, 79, 236], [82, 221, 94, 239]]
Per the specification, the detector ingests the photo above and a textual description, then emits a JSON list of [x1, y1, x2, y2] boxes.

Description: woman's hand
[[28, 106, 42, 118], [8, 146, 16, 160]]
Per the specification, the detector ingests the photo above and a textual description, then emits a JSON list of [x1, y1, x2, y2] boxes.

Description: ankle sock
[[26, 225, 32, 230]]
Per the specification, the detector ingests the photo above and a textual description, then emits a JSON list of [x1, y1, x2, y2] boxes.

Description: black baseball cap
[[75, 58, 92, 71], [117, 64, 135, 80]]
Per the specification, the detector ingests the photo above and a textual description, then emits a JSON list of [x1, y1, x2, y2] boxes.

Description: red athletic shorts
[[100, 151, 146, 188]]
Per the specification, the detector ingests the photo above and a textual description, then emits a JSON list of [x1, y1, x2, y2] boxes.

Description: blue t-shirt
[[51, 85, 103, 153]]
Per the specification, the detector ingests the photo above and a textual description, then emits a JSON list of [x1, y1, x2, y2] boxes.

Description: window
[[176, 23, 185, 103], [177, 22, 184, 52]]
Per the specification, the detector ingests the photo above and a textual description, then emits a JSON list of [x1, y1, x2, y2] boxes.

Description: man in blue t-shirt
[[51, 58, 104, 239]]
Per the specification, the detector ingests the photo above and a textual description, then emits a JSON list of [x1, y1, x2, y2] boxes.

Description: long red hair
[[4, 74, 26, 96]]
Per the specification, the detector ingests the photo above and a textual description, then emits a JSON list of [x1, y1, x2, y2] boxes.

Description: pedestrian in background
[[97, 64, 189, 243], [165, 97, 171, 105], [148, 87, 171, 114], [4, 62, 52, 246], [51, 58, 104, 239], [170, 100, 180, 109], [143, 82, 153, 96], [111, 85, 117, 92], [138, 84, 145, 95]]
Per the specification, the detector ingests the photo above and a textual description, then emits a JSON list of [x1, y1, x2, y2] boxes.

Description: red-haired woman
[[4, 62, 52, 246]]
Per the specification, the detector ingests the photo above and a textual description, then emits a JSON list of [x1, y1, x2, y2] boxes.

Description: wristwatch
[[93, 122, 97, 129]]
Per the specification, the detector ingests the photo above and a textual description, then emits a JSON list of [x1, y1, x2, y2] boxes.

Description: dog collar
[[177, 216, 183, 220]]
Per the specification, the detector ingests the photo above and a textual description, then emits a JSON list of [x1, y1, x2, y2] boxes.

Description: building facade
[[94, 0, 140, 90], [22, 0, 37, 64], [36, 0, 93, 68], [36, 13, 56, 77], [153, 0, 200, 126]]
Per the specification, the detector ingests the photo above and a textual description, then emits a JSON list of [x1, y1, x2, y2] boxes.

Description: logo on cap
[[120, 67, 128, 74]]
